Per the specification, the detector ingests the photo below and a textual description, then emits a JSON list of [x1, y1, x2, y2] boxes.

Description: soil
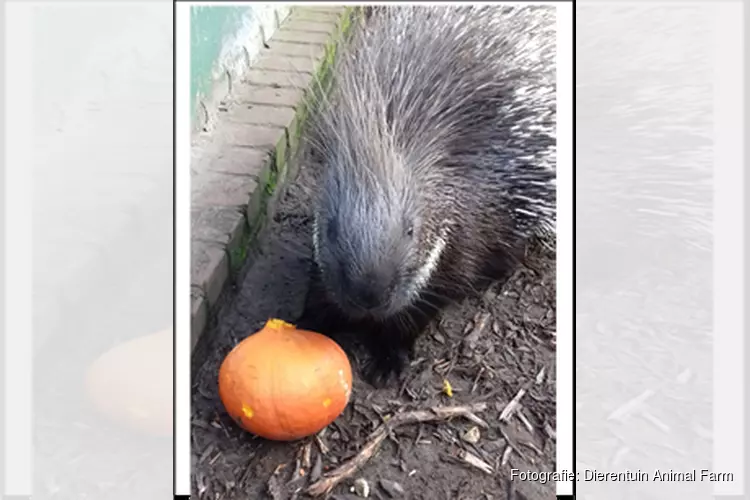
[[190, 153, 559, 500]]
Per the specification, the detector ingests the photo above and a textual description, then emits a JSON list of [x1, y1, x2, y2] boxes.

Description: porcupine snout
[[339, 261, 399, 315]]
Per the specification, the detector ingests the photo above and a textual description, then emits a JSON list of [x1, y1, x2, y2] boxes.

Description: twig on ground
[[516, 407, 535, 434], [302, 441, 312, 469], [498, 427, 530, 463], [499, 376, 536, 422], [463, 312, 492, 354], [535, 366, 546, 385], [459, 449, 493, 474], [543, 422, 556, 440], [498, 389, 526, 422], [501, 445, 513, 466], [305, 403, 488, 497], [470, 366, 486, 394], [315, 429, 330, 455]]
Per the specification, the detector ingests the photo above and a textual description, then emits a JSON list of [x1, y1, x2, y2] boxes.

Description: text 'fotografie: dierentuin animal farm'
[[510, 469, 734, 483]]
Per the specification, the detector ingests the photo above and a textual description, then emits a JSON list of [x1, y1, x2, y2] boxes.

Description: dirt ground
[[190, 153, 559, 500]]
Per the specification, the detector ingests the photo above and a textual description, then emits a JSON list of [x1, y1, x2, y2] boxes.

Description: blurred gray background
[[4, 2, 174, 499], [577, 2, 739, 499]]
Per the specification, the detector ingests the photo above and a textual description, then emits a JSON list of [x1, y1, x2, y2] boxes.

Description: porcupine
[[293, 5, 557, 386]]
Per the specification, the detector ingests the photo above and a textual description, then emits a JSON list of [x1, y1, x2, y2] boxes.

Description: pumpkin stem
[[266, 318, 296, 330]]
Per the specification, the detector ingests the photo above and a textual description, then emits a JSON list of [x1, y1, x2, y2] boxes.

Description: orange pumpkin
[[218, 318, 352, 441]]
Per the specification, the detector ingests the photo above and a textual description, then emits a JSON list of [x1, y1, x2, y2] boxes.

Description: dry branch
[[305, 403, 488, 497]]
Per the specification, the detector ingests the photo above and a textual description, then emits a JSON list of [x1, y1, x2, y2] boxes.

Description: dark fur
[[294, 6, 557, 386]]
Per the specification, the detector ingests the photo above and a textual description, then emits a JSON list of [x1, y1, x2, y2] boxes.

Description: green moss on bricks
[[224, 213, 251, 273], [273, 130, 290, 176], [247, 154, 278, 231], [233, 148, 283, 274], [265, 166, 279, 195], [228, 222, 253, 273]]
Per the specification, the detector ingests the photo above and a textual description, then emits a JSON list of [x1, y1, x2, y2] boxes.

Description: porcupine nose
[[350, 270, 394, 311]]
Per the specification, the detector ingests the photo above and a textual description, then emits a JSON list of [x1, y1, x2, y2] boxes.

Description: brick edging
[[190, 6, 359, 350]]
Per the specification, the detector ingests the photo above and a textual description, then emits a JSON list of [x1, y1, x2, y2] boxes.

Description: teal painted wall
[[190, 6, 251, 121], [189, 5, 291, 127]]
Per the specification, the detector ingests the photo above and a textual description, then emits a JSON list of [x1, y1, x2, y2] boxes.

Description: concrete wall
[[190, 5, 291, 130]]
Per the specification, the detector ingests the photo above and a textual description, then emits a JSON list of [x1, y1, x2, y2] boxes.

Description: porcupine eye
[[404, 224, 414, 238]]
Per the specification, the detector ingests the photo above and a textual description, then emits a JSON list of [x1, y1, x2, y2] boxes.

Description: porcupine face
[[307, 6, 475, 320], [311, 151, 448, 321]]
